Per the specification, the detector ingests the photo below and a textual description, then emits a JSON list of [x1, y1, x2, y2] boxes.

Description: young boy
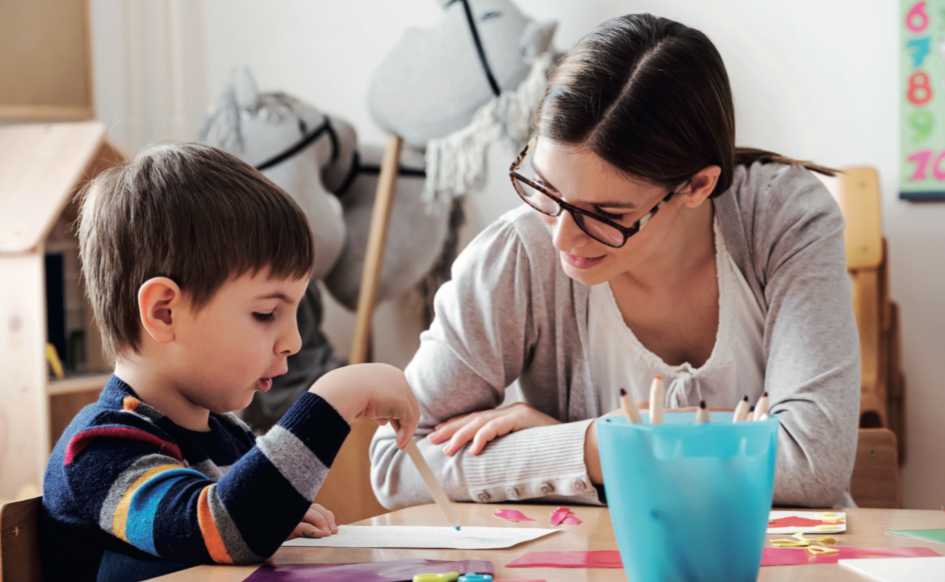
[[42, 143, 420, 581]]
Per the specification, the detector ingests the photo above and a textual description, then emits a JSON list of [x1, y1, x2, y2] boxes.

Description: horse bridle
[[448, 0, 501, 98], [336, 0, 495, 193], [256, 0, 501, 190], [255, 114, 339, 172], [252, 103, 426, 200]]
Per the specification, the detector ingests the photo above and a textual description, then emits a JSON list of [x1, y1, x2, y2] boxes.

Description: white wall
[[90, 0, 208, 153], [91, 0, 945, 509]]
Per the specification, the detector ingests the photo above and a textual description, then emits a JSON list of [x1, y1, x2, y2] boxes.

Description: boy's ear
[[138, 277, 183, 344], [679, 165, 722, 208]]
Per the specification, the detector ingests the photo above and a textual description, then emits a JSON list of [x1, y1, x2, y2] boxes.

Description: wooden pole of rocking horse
[[314, 135, 403, 523], [350, 135, 403, 364]]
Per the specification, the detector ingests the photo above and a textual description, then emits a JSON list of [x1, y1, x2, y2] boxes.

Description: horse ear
[[520, 19, 557, 59], [199, 73, 242, 148], [231, 65, 260, 110]]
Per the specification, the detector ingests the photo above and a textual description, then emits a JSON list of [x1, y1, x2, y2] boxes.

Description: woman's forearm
[[371, 419, 602, 508]]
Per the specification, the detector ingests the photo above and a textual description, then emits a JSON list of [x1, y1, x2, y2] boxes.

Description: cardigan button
[[477, 491, 492, 502], [539, 482, 555, 495]]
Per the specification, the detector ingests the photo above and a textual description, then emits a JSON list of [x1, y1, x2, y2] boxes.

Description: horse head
[[200, 67, 356, 278], [368, 0, 557, 148]]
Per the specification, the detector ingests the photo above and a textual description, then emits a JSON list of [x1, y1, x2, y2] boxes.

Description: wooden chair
[[834, 167, 907, 507], [851, 429, 901, 508], [314, 136, 404, 524], [0, 496, 43, 582], [835, 167, 889, 429], [835, 168, 907, 447]]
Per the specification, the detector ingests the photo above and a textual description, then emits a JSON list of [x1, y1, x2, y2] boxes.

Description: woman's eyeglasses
[[509, 140, 682, 249]]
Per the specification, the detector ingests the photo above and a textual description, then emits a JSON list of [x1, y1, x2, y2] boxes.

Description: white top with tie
[[589, 219, 767, 412]]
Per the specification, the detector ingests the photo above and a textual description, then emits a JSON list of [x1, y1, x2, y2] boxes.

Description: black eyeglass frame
[[509, 140, 685, 249]]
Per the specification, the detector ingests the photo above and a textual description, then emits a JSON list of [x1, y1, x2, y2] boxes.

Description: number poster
[[902, 0, 945, 200]]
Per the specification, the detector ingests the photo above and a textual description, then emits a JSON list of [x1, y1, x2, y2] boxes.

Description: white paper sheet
[[839, 556, 945, 581], [282, 525, 559, 550]]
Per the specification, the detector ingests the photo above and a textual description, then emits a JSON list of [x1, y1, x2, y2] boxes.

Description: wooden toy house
[[0, 121, 124, 502]]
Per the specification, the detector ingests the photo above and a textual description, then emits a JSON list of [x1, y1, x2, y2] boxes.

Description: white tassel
[[423, 52, 554, 203]]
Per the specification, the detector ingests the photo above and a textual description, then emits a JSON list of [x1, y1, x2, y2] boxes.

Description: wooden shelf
[[48, 373, 109, 397], [0, 0, 93, 124], [0, 105, 93, 122]]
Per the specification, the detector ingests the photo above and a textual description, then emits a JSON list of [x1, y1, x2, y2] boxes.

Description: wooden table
[[154, 504, 945, 581]]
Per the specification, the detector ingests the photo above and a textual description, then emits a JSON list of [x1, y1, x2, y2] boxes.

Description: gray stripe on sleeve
[[205, 484, 264, 563], [255, 425, 329, 501]]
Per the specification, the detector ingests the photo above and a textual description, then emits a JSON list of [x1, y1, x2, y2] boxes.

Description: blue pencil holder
[[597, 412, 779, 582]]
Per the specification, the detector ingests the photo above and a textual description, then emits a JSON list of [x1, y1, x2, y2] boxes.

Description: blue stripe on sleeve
[[125, 467, 206, 555]]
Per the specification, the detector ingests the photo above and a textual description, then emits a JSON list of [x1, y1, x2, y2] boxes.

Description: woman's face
[[530, 137, 688, 286]]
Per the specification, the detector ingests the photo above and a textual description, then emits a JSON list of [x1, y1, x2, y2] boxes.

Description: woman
[[371, 13, 859, 508]]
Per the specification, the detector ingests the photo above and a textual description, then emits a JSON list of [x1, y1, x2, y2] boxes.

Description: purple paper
[[245, 559, 493, 582]]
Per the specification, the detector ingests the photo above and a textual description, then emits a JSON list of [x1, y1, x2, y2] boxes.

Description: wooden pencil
[[753, 392, 770, 420], [619, 387, 642, 424], [732, 395, 750, 423], [649, 375, 665, 425], [696, 400, 709, 424], [404, 439, 462, 530]]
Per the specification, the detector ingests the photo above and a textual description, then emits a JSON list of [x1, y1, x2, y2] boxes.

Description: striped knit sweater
[[42, 375, 350, 581]]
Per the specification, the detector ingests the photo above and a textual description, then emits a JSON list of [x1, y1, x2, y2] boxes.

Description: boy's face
[[168, 270, 309, 414]]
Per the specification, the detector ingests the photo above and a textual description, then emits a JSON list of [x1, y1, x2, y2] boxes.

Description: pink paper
[[549, 507, 582, 526], [507, 551, 622, 569], [494, 509, 535, 523], [560, 514, 582, 525], [761, 546, 940, 566]]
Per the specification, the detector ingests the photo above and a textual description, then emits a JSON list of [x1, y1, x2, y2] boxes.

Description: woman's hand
[[584, 403, 735, 484], [584, 407, 628, 485], [288, 502, 338, 539], [428, 402, 560, 456], [583, 409, 644, 484], [584, 419, 603, 485]]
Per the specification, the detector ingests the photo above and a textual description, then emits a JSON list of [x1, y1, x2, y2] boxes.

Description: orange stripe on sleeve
[[197, 485, 234, 563]]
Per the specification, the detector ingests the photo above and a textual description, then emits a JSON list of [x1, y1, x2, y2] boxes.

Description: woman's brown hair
[[538, 13, 834, 197]]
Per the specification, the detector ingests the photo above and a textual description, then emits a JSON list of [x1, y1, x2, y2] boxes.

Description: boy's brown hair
[[78, 143, 314, 356]]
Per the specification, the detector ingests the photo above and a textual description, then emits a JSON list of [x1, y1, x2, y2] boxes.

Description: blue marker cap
[[458, 574, 493, 582]]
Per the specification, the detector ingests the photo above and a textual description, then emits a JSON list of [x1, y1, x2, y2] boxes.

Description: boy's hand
[[311, 363, 421, 449], [288, 503, 337, 539]]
